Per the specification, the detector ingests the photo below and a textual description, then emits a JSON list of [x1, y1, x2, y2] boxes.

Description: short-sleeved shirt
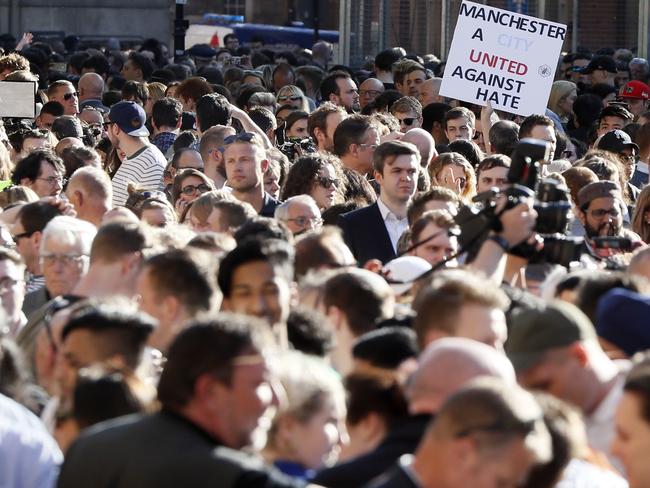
[[112, 144, 167, 207]]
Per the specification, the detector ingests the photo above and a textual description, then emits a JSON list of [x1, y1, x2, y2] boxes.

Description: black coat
[[58, 410, 305, 488], [312, 414, 431, 488], [337, 202, 396, 265]]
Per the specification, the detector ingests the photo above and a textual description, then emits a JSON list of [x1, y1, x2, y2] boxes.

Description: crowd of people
[[1, 24, 650, 488]]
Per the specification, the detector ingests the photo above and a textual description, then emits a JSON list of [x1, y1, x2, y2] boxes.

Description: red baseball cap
[[619, 80, 650, 100]]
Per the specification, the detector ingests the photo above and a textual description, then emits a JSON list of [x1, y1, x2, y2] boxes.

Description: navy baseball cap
[[108, 101, 149, 137]]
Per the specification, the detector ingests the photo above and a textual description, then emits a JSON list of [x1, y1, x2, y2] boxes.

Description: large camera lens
[[534, 201, 572, 234]]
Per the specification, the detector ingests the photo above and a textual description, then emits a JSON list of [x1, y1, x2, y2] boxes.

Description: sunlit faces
[[437, 163, 468, 196], [224, 142, 267, 193], [310, 163, 339, 210], [626, 98, 649, 118], [454, 304, 508, 351], [557, 89, 578, 116], [477, 166, 509, 193], [283, 200, 322, 235], [405, 69, 426, 98], [322, 112, 346, 152], [394, 111, 422, 133], [598, 116, 627, 137], [178, 175, 210, 203], [529, 124, 557, 163], [445, 116, 475, 142], [334, 77, 360, 112], [355, 128, 381, 174], [264, 166, 281, 200], [51, 84, 79, 115], [612, 392, 650, 488], [224, 260, 292, 328], [411, 221, 457, 267], [375, 154, 418, 204], [40, 237, 88, 297], [0, 259, 25, 327], [26, 160, 63, 198], [22, 137, 51, 157], [286, 117, 309, 139], [189, 208, 227, 234], [578, 197, 623, 238]]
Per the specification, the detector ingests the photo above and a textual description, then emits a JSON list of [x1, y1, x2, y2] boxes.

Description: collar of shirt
[[588, 360, 631, 425], [377, 197, 406, 223], [398, 454, 423, 487]]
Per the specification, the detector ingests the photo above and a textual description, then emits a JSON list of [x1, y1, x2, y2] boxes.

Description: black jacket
[[58, 410, 305, 488], [337, 202, 396, 265], [312, 414, 431, 488]]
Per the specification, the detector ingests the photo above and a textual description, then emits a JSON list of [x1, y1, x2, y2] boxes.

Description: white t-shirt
[[112, 144, 166, 206]]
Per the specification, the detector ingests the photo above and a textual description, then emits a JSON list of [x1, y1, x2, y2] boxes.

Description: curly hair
[[281, 153, 343, 204]]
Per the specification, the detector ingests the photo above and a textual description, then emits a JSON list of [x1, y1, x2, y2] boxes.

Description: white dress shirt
[[377, 197, 409, 253]]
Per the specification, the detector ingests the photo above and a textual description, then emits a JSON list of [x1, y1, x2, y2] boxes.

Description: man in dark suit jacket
[[338, 140, 420, 265], [364, 380, 552, 488], [58, 315, 304, 488]]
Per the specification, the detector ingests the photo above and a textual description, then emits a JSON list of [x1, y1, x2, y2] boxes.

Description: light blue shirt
[[0, 394, 62, 488]]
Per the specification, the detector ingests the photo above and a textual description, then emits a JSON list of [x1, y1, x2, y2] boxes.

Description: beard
[[584, 219, 621, 239]]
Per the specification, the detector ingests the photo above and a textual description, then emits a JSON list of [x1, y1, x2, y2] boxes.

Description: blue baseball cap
[[596, 288, 650, 357], [108, 101, 149, 137]]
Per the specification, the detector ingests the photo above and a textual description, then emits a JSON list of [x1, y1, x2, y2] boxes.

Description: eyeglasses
[[590, 208, 620, 218], [277, 95, 302, 102], [181, 183, 211, 195], [102, 121, 115, 129], [398, 118, 416, 127], [36, 175, 66, 186], [223, 132, 256, 145], [359, 89, 382, 98], [0, 277, 22, 293], [316, 176, 339, 188], [561, 150, 574, 158], [63, 92, 79, 101], [286, 216, 323, 228], [358, 143, 378, 150], [472, 131, 483, 141], [12, 231, 34, 241], [40, 253, 87, 267], [620, 154, 636, 163]]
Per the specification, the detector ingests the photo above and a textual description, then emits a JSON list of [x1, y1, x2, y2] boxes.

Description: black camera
[[454, 138, 583, 267], [279, 137, 317, 162]]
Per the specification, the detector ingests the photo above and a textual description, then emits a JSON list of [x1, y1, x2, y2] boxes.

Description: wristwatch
[[487, 234, 510, 251]]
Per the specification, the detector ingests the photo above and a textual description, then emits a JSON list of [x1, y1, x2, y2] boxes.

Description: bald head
[[79, 72, 104, 99], [67, 166, 113, 226], [408, 337, 516, 415], [418, 77, 443, 108], [56, 137, 83, 156], [402, 128, 436, 167], [359, 78, 385, 110]]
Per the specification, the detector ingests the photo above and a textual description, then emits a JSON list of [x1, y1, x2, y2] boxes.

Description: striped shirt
[[112, 144, 166, 206]]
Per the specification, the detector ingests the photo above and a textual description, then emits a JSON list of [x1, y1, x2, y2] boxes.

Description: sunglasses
[[12, 231, 34, 241], [223, 132, 256, 145], [316, 176, 339, 188], [63, 92, 79, 101], [278, 95, 302, 102], [181, 184, 211, 195], [399, 118, 416, 126]]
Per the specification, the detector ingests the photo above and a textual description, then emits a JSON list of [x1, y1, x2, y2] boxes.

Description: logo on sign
[[538, 65, 552, 77]]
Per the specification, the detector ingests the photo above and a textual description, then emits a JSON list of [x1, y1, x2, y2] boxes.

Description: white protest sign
[[440, 0, 567, 116]]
